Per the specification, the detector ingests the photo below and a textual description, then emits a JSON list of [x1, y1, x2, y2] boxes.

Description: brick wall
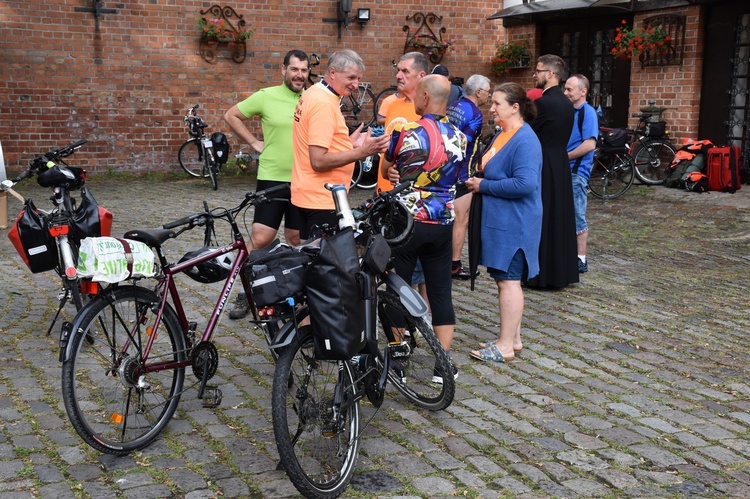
[[626, 6, 703, 145], [0, 0, 503, 174]]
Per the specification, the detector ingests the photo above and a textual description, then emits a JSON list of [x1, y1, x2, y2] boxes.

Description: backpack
[[683, 171, 709, 193], [664, 139, 714, 189], [664, 152, 705, 189]]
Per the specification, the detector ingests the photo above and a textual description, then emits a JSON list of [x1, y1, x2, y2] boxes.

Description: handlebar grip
[[249, 183, 290, 200], [13, 168, 34, 183], [383, 180, 411, 197], [163, 214, 198, 229]]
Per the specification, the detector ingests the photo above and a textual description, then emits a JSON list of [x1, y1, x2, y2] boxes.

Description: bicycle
[[270, 183, 455, 498], [627, 113, 677, 185], [588, 139, 636, 200], [177, 104, 229, 190], [307, 53, 377, 130], [2, 139, 111, 335], [59, 184, 290, 455]]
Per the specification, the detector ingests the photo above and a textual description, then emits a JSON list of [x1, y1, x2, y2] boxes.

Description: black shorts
[[253, 180, 302, 231], [455, 182, 470, 199], [296, 206, 339, 240]]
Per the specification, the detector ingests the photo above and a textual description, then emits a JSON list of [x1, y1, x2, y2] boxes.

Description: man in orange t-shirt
[[292, 49, 389, 238], [376, 52, 428, 193]]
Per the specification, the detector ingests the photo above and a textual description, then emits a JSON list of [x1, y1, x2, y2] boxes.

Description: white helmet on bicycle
[[179, 247, 235, 283]]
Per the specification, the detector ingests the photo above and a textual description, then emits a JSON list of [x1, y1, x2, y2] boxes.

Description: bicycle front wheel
[[589, 152, 635, 200], [632, 139, 676, 185], [178, 139, 209, 178], [351, 154, 379, 190], [208, 160, 219, 190], [376, 290, 455, 411], [341, 85, 376, 130], [61, 286, 186, 455], [272, 330, 360, 499]]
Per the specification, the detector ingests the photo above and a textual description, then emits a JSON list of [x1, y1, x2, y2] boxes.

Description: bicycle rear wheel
[[272, 330, 360, 499], [376, 290, 455, 411], [341, 85, 376, 130], [373, 85, 398, 122], [178, 139, 209, 178], [61, 286, 186, 455], [589, 151, 635, 200], [632, 139, 676, 185]]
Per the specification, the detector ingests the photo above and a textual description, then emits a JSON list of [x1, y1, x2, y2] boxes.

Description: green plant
[[611, 20, 670, 60], [197, 17, 253, 42], [490, 41, 530, 77]]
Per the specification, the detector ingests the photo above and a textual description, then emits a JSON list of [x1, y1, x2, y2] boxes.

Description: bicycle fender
[[60, 293, 105, 363], [268, 319, 299, 350], [382, 272, 429, 317]]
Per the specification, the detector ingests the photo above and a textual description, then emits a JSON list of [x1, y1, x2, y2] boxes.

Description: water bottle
[[330, 184, 356, 230]]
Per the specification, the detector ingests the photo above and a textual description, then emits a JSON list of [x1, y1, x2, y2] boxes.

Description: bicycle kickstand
[[46, 295, 69, 336]]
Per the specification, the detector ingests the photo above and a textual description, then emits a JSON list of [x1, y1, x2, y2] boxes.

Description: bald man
[[382, 75, 467, 384]]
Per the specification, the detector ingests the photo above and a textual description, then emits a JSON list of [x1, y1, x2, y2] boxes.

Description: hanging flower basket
[[490, 41, 531, 77], [610, 20, 671, 60]]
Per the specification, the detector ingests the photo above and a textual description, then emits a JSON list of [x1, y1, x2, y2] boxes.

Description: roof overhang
[[488, 0, 697, 26]]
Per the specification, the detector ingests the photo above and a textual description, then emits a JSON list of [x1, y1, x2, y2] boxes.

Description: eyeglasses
[[478, 88, 491, 95], [533, 68, 552, 75]]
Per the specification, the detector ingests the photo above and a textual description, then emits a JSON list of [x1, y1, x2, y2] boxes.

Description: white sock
[[578, 255, 586, 263]]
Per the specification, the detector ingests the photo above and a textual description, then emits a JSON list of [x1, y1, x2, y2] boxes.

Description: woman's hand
[[465, 176, 482, 193]]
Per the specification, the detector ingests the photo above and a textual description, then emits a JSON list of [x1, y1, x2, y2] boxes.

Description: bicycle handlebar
[[13, 139, 87, 183], [161, 184, 291, 230]]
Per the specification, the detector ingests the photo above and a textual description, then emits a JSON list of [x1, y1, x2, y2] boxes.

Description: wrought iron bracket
[[639, 14, 685, 68], [199, 5, 248, 63], [403, 12, 449, 64], [75, 0, 117, 32]]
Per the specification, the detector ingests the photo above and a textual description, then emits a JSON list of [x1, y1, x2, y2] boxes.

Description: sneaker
[[578, 258, 589, 273], [451, 265, 478, 280], [228, 292, 250, 320], [432, 361, 458, 385]]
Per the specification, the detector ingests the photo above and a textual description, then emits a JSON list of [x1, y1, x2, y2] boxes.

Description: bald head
[[414, 74, 451, 115]]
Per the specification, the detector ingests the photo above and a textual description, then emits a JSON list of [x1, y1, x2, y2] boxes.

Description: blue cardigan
[[478, 122, 543, 278]]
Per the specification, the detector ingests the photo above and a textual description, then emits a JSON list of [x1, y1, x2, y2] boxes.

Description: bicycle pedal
[[388, 341, 411, 359], [201, 386, 223, 408]]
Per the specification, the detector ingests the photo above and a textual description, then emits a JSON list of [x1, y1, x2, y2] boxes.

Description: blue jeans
[[572, 172, 588, 235]]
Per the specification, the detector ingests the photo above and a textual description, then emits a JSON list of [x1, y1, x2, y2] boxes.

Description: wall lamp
[[323, 1, 371, 39]]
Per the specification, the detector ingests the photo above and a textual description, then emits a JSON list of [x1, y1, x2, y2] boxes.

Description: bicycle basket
[[245, 240, 311, 306], [597, 128, 628, 153], [211, 132, 230, 165], [7, 199, 58, 273], [644, 121, 666, 137]]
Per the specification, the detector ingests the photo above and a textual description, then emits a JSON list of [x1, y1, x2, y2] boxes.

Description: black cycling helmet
[[179, 247, 235, 283]]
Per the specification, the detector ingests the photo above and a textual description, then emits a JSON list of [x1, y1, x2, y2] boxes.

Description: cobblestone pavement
[[0, 173, 749, 499]]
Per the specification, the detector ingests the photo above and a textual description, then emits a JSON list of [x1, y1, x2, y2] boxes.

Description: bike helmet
[[37, 165, 86, 190], [179, 247, 235, 283]]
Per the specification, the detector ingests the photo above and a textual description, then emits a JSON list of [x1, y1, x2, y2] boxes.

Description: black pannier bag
[[210, 132, 230, 164], [597, 128, 628, 153], [644, 121, 666, 137], [7, 199, 58, 273], [245, 240, 311, 306], [305, 228, 366, 360]]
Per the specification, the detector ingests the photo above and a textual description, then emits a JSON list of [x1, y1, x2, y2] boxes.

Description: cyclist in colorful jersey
[[223, 49, 309, 319], [446, 74, 492, 280], [382, 75, 467, 384]]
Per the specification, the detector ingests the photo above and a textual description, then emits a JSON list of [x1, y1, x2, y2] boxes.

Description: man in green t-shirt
[[223, 49, 309, 319]]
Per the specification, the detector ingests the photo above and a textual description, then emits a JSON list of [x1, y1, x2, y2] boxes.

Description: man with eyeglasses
[[446, 74, 492, 279], [527, 54, 579, 289]]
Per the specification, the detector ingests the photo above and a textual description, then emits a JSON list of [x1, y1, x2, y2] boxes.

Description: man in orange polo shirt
[[292, 49, 389, 238], [376, 51, 428, 193]]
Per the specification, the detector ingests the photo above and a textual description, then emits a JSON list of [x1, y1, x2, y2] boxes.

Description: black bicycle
[[3, 140, 111, 335], [270, 182, 455, 498], [177, 104, 230, 190]]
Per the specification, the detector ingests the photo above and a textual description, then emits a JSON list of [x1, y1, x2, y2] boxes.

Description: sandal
[[479, 342, 522, 355], [470, 343, 512, 363]]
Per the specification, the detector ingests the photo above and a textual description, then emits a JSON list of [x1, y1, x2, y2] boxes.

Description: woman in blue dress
[[465, 82, 542, 363]]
